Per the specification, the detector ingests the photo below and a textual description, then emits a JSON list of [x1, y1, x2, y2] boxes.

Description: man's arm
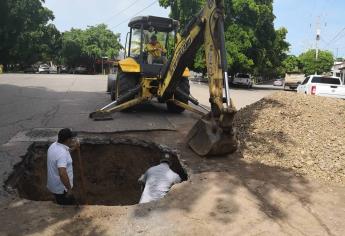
[[56, 154, 73, 194], [172, 173, 181, 184], [158, 43, 167, 53], [58, 167, 72, 191], [145, 44, 155, 53]]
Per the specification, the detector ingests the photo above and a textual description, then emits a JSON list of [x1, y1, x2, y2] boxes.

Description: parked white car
[[38, 64, 50, 74], [232, 73, 253, 88], [273, 78, 284, 86], [49, 66, 57, 74], [297, 75, 345, 99]]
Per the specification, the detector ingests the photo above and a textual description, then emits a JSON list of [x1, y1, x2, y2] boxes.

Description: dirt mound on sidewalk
[[234, 92, 345, 184]]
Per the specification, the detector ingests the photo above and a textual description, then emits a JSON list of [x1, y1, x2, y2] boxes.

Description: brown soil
[[5, 140, 187, 206], [234, 92, 345, 184]]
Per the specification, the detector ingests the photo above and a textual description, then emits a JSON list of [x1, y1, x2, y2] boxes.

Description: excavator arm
[[89, 0, 237, 156], [159, 0, 237, 156]]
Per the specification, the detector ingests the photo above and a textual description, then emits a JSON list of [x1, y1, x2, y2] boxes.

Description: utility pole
[[102, 56, 108, 75], [315, 16, 321, 61]]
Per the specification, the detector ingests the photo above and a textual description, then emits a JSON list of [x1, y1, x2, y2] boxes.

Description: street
[[0, 74, 279, 146]]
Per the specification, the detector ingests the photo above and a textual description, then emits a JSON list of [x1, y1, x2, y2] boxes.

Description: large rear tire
[[110, 70, 139, 111], [166, 77, 190, 113], [110, 81, 116, 101], [116, 70, 138, 100]]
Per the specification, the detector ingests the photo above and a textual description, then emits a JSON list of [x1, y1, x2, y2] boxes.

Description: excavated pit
[[5, 138, 188, 206]]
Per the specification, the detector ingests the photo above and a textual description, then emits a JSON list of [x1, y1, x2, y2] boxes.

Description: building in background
[[332, 61, 345, 84]]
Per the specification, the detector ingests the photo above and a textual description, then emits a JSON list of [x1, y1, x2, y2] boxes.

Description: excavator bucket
[[187, 109, 237, 156]]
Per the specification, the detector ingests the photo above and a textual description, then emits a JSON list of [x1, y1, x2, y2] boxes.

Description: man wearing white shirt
[[138, 153, 181, 204], [47, 128, 79, 205]]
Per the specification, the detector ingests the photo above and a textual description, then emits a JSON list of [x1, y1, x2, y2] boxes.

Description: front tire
[[110, 81, 116, 101], [166, 77, 190, 113], [110, 70, 139, 111]]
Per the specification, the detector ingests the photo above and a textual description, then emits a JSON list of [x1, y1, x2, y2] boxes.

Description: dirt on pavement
[[234, 92, 345, 185], [0, 91, 345, 235]]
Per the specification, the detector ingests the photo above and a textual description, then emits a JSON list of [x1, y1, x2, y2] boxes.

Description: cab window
[[301, 76, 310, 85]]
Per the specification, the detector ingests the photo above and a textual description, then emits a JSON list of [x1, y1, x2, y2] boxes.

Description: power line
[[100, 0, 143, 24], [110, 0, 158, 31], [326, 27, 345, 46], [332, 31, 345, 45]]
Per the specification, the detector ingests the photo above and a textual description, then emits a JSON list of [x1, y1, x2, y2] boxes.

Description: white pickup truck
[[297, 75, 345, 99], [284, 72, 305, 90], [231, 73, 253, 88]]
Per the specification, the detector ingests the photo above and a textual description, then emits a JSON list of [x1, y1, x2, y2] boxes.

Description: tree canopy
[[61, 24, 121, 69], [279, 55, 302, 75], [0, 0, 58, 66], [298, 49, 334, 75], [0, 0, 121, 71], [159, 0, 290, 77]]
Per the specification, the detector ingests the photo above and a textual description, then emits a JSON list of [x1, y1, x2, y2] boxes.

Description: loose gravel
[[234, 92, 345, 184]]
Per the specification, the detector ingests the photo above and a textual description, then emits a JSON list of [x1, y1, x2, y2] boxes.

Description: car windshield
[[311, 77, 340, 85], [237, 74, 250, 78]]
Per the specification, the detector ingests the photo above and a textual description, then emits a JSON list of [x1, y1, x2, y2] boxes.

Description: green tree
[[61, 24, 121, 71], [299, 49, 334, 75], [281, 55, 301, 74], [14, 24, 61, 65], [0, 0, 57, 67], [159, 0, 290, 77]]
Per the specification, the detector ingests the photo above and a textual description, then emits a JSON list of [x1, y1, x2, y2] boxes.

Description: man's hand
[[70, 139, 80, 152]]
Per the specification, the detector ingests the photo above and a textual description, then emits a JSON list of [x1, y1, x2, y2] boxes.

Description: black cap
[[58, 128, 77, 143], [160, 152, 172, 166], [151, 35, 157, 40]]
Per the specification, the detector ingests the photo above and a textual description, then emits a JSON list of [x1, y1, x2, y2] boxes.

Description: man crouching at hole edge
[[47, 128, 80, 205], [138, 153, 181, 204]]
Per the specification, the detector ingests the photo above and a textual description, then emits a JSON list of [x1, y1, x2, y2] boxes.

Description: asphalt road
[[0, 74, 278, 146]]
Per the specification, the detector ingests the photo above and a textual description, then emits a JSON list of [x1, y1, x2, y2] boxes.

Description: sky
[[274, 0, 345, 57], [44, 0, 345, 58]]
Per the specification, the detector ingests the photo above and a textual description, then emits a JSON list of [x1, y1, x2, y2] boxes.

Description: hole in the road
[[5, 139, 187, 206]]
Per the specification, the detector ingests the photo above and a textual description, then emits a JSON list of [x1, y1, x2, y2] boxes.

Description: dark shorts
[[54, 191, 76, 205]]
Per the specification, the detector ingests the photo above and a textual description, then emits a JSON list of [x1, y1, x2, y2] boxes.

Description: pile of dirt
[[234, 92, 345, 184]]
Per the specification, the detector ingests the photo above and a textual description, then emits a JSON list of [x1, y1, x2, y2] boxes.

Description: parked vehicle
[[49, 66, 57, 74], [297, 75, 345, 99], [273, 78, 284, 86], [232, 73, 253, 88], [284, 72, 305, 90], [38, 64, 50, 74], [72, 66, 88, 74], [60, 65, 69, 73], [23, 65, 38, 73]]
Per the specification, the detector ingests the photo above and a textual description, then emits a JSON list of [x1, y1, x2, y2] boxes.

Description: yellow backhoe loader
[[90, 0, 237, 156]]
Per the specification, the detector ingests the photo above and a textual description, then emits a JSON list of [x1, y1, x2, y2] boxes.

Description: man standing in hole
[[138, 153, 181, 204], [47, 128, 80, 205]]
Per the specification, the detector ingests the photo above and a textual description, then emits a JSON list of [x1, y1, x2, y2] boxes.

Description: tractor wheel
[[116, 71, 138, 99], [110, 81, 116, 101], [112, 70, 139, 111], [166, 77, 190, 113]]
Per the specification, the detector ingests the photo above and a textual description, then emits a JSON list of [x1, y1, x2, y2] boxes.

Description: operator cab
[[125, 16, 179, 77]]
